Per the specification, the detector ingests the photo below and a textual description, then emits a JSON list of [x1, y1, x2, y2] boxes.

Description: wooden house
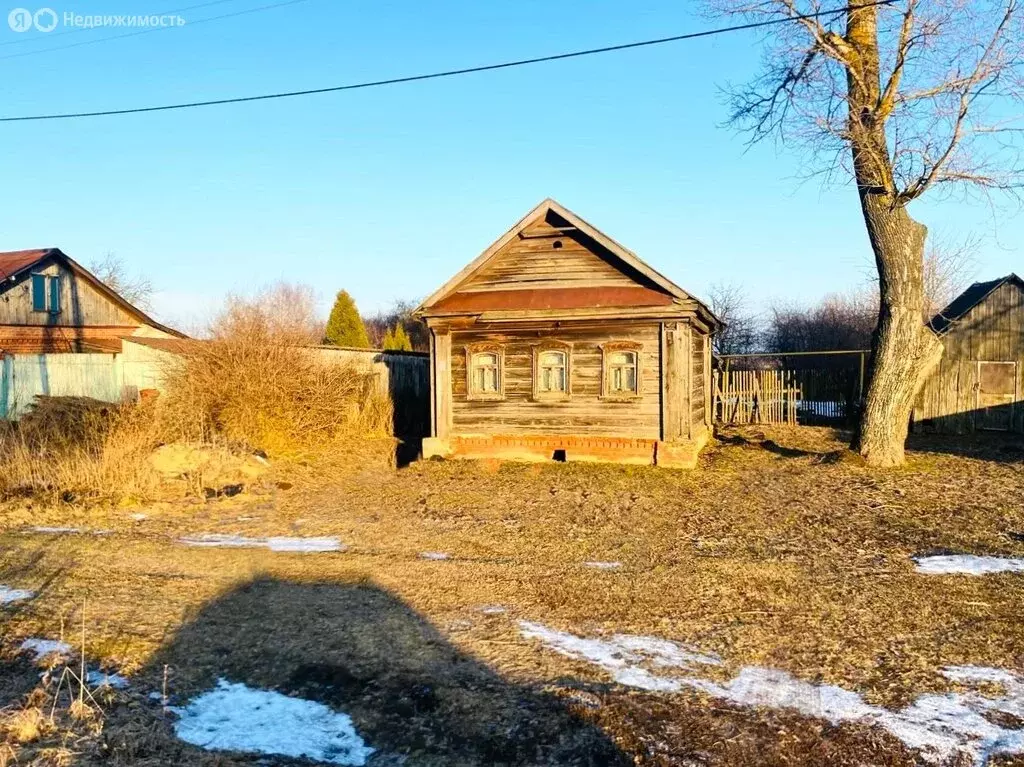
[[0, 248, 182, 353], [414, 199, 721, 468], [913, 274, 1024, 434]]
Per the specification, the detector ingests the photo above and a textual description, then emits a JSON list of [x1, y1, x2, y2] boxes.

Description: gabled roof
[[415, 198, 719, 327], [0, 247, 184, 338], [929, 273, 1023, 334]]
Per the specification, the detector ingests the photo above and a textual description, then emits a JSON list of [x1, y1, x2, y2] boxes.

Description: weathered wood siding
[[691, 325, 706, 429], [458, 213, 650, 294], [450, 322, 662, 439], [914, 280, 1024, 434], [0, 258, 139, 327]]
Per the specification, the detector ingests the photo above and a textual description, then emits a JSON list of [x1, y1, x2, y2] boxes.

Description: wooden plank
[[435, 331, 452, 440]]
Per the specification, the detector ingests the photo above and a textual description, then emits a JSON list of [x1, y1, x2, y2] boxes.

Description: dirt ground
[[1, 426, 1023, 766]]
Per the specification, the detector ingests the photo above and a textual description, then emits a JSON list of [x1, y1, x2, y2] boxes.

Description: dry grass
[[0, 289, 395, 507], [0, 398, 164, 504], [1, 427, 1023, 765]]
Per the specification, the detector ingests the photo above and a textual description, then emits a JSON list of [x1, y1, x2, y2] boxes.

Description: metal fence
[[0, 347, 432, 444]]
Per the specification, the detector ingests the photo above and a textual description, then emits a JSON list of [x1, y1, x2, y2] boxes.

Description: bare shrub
[[160, 283, 393, 460], [0, 398, 162, 502]]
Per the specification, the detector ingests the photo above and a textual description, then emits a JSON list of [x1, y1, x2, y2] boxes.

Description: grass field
[[1, 426, 1023, 766]]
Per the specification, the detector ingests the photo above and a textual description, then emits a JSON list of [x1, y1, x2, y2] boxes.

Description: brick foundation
[[423, 431, 709, 468]]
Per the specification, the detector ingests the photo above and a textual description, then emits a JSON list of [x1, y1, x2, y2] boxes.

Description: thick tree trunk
[[843, 0, 943, 467], [853, 198, 943, 466]]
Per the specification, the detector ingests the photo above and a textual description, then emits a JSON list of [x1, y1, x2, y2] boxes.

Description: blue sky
[[0, 0, 1020, 332]]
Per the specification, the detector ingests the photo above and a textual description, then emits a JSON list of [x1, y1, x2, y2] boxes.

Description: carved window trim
[[465, 342, 505, 401], [601, 341, 642, 400], [531, 340, 573, 402]]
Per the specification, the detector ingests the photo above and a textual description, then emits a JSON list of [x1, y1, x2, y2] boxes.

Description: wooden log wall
[[449, 322, 663, 439]]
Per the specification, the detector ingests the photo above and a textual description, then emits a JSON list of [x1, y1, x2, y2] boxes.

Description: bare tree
[[708, 281, 760, 354], [765, 288, 877, 351], [923, 233, 979, 319], [89, 253, 154, 310], [366, 299, 429, 352], [714, 0, 1023, 465], [211, 282, 323, 346]]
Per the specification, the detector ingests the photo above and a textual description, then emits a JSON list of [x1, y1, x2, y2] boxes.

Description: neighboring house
[[414, 198, 721, 468], [914, 274, 1024, 434], [0, 248, 183, 353]]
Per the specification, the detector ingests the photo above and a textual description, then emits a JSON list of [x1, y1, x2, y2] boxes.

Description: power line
[[0, 0, 899, 123], [0, 0, 315, 60]]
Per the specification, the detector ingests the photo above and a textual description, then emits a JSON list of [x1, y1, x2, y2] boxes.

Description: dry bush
[[159, 283, 394, 460], [0, 397, 162, 503]]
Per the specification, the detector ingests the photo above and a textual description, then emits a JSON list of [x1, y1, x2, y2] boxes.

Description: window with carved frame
[[601, 341, 642, 399], [466, 343, 505, 400], [532, 340, 572, 401]]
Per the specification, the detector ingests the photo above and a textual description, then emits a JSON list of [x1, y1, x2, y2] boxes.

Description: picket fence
[[713, 369, 800, 426]]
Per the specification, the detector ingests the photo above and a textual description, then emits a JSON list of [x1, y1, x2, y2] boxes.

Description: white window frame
[[601, 341, 642, 400], [532, 341, 572, 401], [465, 343, 505, 401]]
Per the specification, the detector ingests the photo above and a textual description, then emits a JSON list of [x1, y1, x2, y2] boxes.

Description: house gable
[[417, 199, 718, 326], [0, 248, 183, 339], [931, 275, 1024, 362]]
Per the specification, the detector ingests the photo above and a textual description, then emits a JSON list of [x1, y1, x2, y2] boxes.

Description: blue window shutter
[[49, 275, 61, 314], [31, 274, 46, 312]]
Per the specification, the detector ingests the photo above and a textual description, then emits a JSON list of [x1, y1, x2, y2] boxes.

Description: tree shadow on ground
[[0, 542, 69, 707], [116, 577, 628, 766], [715, 429, 847, 462]]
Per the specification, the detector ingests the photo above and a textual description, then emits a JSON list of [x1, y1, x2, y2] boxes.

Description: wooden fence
[[713, 366, 863, 426], [713, 369, 799, 425]]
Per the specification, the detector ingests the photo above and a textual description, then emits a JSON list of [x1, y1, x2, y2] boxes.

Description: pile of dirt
[[148, 444, 268, 497]]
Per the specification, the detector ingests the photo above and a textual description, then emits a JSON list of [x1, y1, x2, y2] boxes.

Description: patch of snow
[[130, 513, 148, 521], [419, 551, 450, 561], [20, 638, 72, 660], [87, 670, 129, 689], [914, 554, 1024, 576], [478, 605, 506, 615], [31, 526, 81, 534], [172, 679, 373, 766], [519, 621, 720, 693], [584, 561, 622, 570], [179, 534, 343, 553], [180, 534, 260, 548], [267, 537, 344, 553], [520, 621, 1024, 766], [0, 586, 34, 604]]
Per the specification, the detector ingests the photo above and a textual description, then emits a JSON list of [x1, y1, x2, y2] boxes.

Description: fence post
[[858, 351, 866, 404]]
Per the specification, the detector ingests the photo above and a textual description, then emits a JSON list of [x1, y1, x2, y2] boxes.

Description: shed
[[414, 199, 721, 468], [913, 274, 1024, 434]]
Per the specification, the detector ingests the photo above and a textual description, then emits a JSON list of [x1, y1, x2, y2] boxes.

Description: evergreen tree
[[382, 322, 412, 351], [323, 290, 370, 348]]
